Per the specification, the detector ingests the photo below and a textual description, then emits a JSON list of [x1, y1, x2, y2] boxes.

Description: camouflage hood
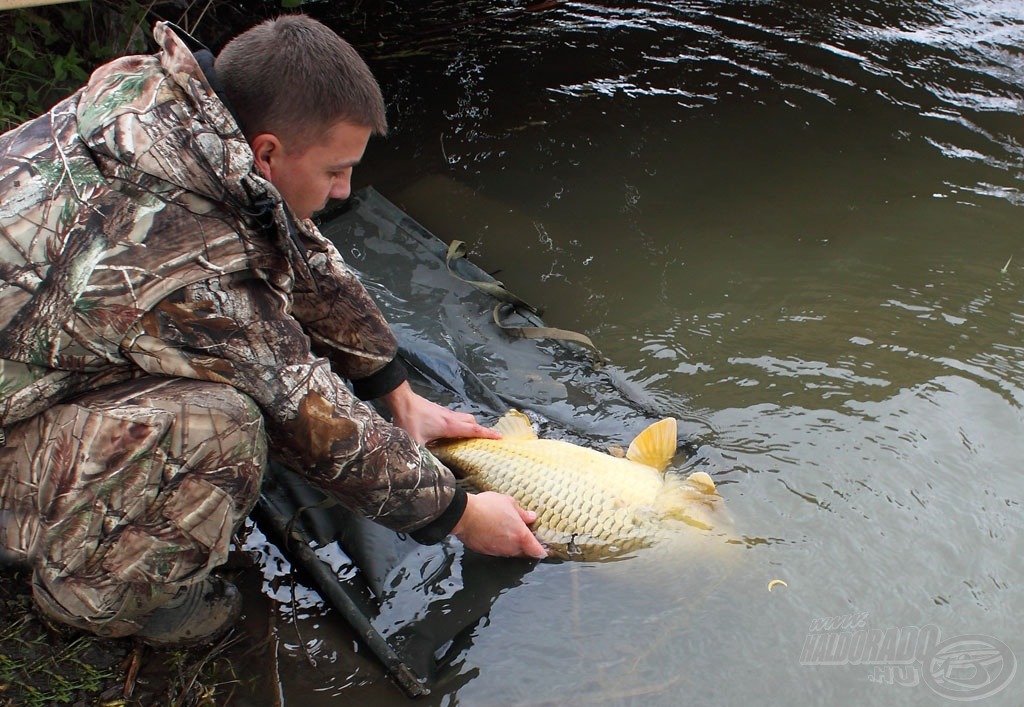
[[77, 22, 256, 212], [0, 22, 318, 425], [77, 22, 322, 284]]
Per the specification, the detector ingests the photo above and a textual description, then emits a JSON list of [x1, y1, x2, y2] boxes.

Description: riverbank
[[0, 549, 273, 706]]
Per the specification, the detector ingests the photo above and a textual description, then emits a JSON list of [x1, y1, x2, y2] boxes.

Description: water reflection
[[354, 0, 1024, 205], [255, 1, 1024, 704]]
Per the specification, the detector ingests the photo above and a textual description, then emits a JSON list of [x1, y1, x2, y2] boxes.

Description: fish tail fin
[[653, 471, 721, 530], [625, 417, 678, 471]]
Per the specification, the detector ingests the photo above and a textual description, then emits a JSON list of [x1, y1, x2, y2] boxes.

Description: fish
[[428, 410, 727, 560]]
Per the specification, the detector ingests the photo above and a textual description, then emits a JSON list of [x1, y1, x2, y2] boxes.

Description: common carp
[[429, 410, 727, 560]]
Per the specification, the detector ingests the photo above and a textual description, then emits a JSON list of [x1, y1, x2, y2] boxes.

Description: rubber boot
[[134, 576, 241, 647]]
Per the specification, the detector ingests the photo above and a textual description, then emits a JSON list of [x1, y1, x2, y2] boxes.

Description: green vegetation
[[0, 563, 263, 706], [0, 1, 151, 131], [0, 627, 118, 704], [0, 0, 311, 133], [0, 569, 126, 706]]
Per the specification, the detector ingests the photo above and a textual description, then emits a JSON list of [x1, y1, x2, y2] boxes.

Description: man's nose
[[330, 171, 352, 201]]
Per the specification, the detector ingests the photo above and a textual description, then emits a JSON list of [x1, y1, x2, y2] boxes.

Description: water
[[258, 1, 1024, 703]]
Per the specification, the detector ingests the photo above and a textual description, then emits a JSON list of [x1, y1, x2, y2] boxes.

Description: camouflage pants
[[0, 377, 266, 637]]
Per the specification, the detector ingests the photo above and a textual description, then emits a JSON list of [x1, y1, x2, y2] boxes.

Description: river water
[[256, 1, 1024, 704]]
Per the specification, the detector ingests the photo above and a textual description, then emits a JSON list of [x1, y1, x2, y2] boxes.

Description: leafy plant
[[0, 1, 152, 132], [0, 0, 316, 133]]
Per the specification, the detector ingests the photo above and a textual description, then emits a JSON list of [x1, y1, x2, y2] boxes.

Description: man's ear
[[250, 133, 282, 180]]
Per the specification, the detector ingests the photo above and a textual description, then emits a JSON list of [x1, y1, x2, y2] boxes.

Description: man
[[0, 14, 546, 646]]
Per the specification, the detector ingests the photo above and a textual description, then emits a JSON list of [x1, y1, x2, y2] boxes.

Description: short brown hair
[[215, 14, 387, 148]]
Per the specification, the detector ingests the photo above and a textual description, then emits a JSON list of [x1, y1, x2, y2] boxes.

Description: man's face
[[253, 120, 372, 220]]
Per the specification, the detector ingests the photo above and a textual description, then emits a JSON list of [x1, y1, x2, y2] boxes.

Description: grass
[[0, 561, 265, 707], [0, 569, 126, 706]]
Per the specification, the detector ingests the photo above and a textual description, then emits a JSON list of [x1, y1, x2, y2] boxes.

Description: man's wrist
[[409, 486, 468, 545], [351, 358, 407, 400]]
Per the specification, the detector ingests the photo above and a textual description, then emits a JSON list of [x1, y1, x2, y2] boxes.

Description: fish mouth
[[535, 530, 649, 562]]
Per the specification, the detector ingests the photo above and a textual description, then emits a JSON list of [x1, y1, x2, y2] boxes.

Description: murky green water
[[257, 2, 1024, 704]]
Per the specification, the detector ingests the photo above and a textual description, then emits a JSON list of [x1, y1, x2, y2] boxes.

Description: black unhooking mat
[[253, 187, 697, 697]]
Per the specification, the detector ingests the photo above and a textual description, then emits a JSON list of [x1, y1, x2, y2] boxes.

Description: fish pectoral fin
[[653, 474, 724, 530], [686, 471, 717, 493], [624, 417, 678, 471], [674, 513, 713, 531], [491, 409, 538, 440]]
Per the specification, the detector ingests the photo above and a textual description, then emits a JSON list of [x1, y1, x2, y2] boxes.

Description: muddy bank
[[0, 544, 279, 706]]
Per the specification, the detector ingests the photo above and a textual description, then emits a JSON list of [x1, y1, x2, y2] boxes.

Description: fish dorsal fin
[[492, 409, 538, 440], [625, 417, 678, 471]]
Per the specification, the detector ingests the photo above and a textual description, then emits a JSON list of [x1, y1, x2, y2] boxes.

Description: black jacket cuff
[[351, 358, 407, 400], [410, 487, 468, 545]]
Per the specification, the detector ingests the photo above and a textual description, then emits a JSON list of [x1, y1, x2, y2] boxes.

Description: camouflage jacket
[[0, 23, 461, 539]]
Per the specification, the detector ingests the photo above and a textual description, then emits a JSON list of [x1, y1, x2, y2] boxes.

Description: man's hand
[[382, 381, 501, 445], [381, 382, 544, 558], [452, 492, 549, 560]]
